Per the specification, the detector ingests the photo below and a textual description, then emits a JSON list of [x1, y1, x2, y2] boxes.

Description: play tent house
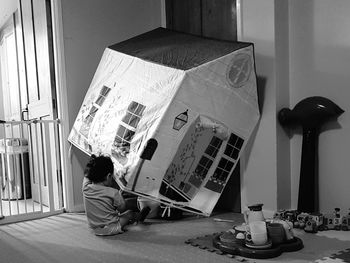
[[69, 28, 260, 216]]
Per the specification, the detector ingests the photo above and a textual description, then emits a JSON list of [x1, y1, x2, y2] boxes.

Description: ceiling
[[0, 0, 18, 29]]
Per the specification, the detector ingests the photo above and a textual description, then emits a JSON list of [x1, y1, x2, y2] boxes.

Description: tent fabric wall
[[68, 28, 260, 216]]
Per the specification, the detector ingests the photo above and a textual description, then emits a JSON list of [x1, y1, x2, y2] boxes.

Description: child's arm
[[113, 190, 127, 212]]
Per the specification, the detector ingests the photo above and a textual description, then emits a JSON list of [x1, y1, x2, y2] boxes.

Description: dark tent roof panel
[[109, 27, 251, 70]]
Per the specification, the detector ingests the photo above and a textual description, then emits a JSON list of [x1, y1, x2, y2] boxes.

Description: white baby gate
[[0, 119, 64, 225]]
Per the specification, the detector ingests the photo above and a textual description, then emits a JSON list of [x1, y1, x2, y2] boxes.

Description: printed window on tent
[[112, 101, 145, 162], [188, 136, 222, 187], [121, 101, 146, 128], [205, 132, 244, 193], [215, 158, 234, 182], [95, 86, 111, 106], [224, 133, 244, 160], [80, 86, 111, 138]]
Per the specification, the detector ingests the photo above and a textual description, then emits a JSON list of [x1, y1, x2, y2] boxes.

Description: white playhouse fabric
[[68, 28, 260, 216]]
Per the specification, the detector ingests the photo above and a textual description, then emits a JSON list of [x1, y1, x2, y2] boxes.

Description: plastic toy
[[304, 213, 323, 233], [296, 213, 310, 229], [278, 97, 344, 213], [274, 208, 350, 233], [212, 225, 303, 259], [341, 212, 350, 231], [244, 203, 265, 224]]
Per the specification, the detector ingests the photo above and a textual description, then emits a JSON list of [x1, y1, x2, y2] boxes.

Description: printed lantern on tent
[[68, 28, 260, 216]]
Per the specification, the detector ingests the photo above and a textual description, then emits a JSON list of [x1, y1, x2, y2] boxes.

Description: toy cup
[[246, 221, 268, 245], [267, 223, 285, 245]]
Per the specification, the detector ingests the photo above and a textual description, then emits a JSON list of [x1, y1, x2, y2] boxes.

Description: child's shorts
[[93, 222, 124, 236]]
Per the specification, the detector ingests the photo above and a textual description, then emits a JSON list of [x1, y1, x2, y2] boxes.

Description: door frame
[[0, 16, 21, 125], [50, 0, 74, 211], [236, 0, 243, 40]]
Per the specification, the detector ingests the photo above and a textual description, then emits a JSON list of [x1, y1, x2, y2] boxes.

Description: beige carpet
[[0, 212, 350, 263]]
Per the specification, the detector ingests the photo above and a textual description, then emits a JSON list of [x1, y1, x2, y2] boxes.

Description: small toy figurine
[[295, 213, 309, 229], [341, 209, 350, 231], [284, 210, 299, 227], [304, 214, 323, 233], [273, 210, 286, 220], [334, 208, 341, 218], [304, 219, 318, 233]]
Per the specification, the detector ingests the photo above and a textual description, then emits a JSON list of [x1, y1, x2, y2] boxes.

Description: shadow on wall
[[257, 76, 267, 115], [239, 75, 267, 202], [72, 147, 90, 211], [242, 75, 267, 166]]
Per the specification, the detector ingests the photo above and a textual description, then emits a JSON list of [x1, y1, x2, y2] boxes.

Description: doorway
[[165, 0, 241, 212], [0, 0, 64, 224]]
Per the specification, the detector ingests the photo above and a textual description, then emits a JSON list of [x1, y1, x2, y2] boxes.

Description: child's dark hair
[[84, 154, 114, 183]]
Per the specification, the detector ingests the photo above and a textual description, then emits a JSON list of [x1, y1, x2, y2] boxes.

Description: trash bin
[[0, 138, 31, 200]]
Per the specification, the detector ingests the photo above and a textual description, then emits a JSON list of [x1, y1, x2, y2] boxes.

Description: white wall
[[289, 0, 350, 213], [60, 0, 350, 214], [240, 0, 279, 215], [240, 0, 350, 215], [60, 0, 162, 210], [239, 0, 291, 215], [275, 0, 291, 211]]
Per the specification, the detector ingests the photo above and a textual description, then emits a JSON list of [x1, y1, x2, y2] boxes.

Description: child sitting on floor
[[82, 154, 149, 236]]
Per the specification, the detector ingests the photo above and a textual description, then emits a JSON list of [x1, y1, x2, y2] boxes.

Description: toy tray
[[213, 232, 303, 259]]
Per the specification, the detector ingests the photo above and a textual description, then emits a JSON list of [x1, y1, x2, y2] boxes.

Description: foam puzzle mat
[[315, 248, 350, 263], [185, 232, 250, 262], [186, 230, 350, 263]]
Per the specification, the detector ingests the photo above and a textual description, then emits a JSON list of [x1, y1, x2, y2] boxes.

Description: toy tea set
[[213, 204, 303, 259]]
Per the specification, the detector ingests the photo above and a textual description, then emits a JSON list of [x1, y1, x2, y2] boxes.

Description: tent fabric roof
[[109, 27, 251, 70]]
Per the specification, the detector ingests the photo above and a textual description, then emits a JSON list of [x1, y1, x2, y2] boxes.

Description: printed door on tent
[[160, 116, 225, 202]]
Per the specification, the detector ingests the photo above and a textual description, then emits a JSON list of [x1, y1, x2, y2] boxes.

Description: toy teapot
[[244, 203, 265, 223]]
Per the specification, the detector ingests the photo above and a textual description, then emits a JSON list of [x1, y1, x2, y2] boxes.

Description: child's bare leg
[[119, 210, 137, 229]]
